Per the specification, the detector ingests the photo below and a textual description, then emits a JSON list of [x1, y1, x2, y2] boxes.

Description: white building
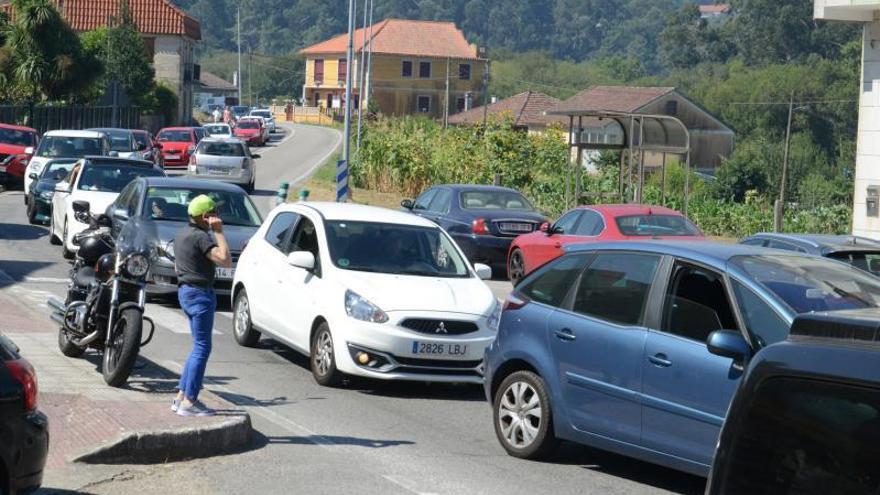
[[815, 1, 880, 237]]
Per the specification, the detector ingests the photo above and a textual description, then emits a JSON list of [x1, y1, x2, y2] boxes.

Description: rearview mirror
[[474, 263, 492, 280], [54, 183, 70, 193], [24, 146, 34, 155], [28, 172, 38, 180], [707, 330, 751, 363], [400, 199, 414, 210], [72, 200, 90, 214], [111, 206, 129, 221], [288, 251, 315, 271]]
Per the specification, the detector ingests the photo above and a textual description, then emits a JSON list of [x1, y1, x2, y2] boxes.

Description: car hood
[[340, 271, 495, 315], [151, 220, 257, 252], [73, 191, 119, 214], [0, 143, 28, 155]]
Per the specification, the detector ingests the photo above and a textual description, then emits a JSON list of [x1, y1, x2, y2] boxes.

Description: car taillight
[[472, 218, 489, 235], [502, 292, 528, 311], [5, 359, 37, 411], [189, 153, 197, 165]]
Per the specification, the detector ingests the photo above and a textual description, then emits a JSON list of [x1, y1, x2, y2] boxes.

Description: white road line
[[381, 475, 438, 495], [23, 277, 69, 284]]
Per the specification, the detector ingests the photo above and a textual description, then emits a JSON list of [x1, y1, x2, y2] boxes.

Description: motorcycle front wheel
[[58, 327, 86, 358], [102, 307, 143, 387]]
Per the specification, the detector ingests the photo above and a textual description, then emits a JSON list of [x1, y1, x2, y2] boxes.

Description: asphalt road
[[0, 124, 705, 495]]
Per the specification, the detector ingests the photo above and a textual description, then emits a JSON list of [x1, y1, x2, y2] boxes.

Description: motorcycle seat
[[74, 267, 97, 287]]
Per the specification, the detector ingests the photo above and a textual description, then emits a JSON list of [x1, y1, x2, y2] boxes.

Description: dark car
[[0, 332, 48, 495], [707, 309, 880, 494], [401, 185, 547, 274], [24, 158, 78, 225], [106, 177, 263, 297], [741, 233, 880, 275]]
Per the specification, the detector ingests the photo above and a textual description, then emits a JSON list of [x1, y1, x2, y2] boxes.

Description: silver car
[[186, 137, 258, 193], [249, 109, 276, 133]]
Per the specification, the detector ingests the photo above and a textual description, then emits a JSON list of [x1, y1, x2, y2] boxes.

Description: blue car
[[483, 241, 880, 476]]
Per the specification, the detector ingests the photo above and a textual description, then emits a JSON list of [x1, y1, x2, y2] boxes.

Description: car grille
[[495, 221, 537, 236], [400, 318, 479, 335]]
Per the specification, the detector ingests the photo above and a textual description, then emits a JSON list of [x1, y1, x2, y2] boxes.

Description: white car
[[248, 109, 276, 133], [231, 202, 499, 386], [49, 157, 165, 258], [23, 130, 110, 196], [203, 123, 234, 138]]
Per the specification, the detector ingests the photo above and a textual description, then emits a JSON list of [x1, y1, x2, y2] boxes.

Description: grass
[[290, 152, 402, 209]]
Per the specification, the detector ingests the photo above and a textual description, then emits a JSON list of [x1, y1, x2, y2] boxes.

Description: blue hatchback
[[483, 241, 880, 476]]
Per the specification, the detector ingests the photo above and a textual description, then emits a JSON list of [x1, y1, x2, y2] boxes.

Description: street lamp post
[[337, 0, 356, 202]]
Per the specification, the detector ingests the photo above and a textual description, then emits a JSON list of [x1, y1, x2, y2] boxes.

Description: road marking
[[382, 475, 439, 495], [23, 277, 69, 284], [287, 127, 343, 187]]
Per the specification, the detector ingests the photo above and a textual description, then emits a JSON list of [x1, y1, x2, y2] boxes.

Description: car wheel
[[508, 248, 526, 286], [310, 322, 343, 387], [233, 288, 261, 347], [61, 219, 73, 260], [49, 214, 62, 245], [493, 370, 558, 459], [26, 199, 38, 225]]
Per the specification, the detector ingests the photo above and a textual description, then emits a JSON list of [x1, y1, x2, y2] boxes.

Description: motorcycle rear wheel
[[102, 308, 143, 387]]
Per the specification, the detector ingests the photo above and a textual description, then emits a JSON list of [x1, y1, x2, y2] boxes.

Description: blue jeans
[[178, 285, 216, 401]]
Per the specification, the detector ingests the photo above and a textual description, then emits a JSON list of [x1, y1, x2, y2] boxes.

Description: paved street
[[0, 124, 704, 494]]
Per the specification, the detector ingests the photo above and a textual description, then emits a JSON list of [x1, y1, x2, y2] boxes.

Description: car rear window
[[36, 136, 104, 158], [237, 120, 259, 129], [198, 141, 245, 157], [827, 251, 880, 276], [615, 214, 701, 236], [157, 130, 193, 142], [460, 190, 535, 211]]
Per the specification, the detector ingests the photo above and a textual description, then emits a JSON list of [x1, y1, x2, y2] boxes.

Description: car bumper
[[148, 261, 235, 296], [161, 156, 189, 168], [8, 410, 49, 494], [30, 196, 52, 223], [451, 234, 514, 268], [186, 169, 252, 186], [331, 311, 494, 384]]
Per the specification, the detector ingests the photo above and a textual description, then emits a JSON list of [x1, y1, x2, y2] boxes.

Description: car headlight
[[487, 300, 501, 332], [124, 254, 150, 277], [344, 290, 388, 323], [39, 190, 54, 200]]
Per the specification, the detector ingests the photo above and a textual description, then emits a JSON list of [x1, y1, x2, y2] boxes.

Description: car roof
[[139, 176, 245, 192], [43, 129, 106, 138], [286, 202, 438, 228], [83, 156, 155, 168], [744, 233, 880, 251], [564, 239, 786, 265], [0, 123, 37, 132], [435, 184, 524, 194], [158, 127, 195, 132], [578, 204, 683, 216], [87, 128, 132, 134]]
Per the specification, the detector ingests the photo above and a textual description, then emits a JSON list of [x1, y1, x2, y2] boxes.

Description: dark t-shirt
[[175, 224, 217, 289]]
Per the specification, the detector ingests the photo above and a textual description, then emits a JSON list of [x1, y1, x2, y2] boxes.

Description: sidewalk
[[0, 283, 252, 470]]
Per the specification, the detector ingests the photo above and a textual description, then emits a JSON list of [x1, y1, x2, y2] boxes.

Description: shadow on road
[[78, 352, 239, 391], [212, 390, 291, 408], [252, 430, 415, 449], [36, 488, 100, 495], [0, 260, 55, 287], [0, 221, 48, 241], [354, 380, 486, 402]]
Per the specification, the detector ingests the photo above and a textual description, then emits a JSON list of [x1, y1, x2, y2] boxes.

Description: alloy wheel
[[509, 250, 525, 285], [315, 331, 333, 376], [498, 381, 542, 449], [234, 296, 250, 338]]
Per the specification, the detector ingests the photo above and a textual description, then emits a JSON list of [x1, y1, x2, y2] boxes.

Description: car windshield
[[251, 111, 271, 118], [77, 165, 163, 193], [732, 254, 880, 314], [232, 106, 249, 115], [615, 214, 701, 236], [325, 221, 470, 278], [144, 187, 261, 227], [460, 190, 536, 210], [157, 130, 193, 142], [36, 136, 104, 158], [198, 141, 245, 157], [41, 160, 77, 180], [826, 251, 880, 276], [105, 134, 134, 152], [237, 120, 259, 130], [0, 128, 36, 146], [204, 125, 230, 135]]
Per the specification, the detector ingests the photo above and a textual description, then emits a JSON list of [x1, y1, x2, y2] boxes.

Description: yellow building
[[298, 19, 486, 119]]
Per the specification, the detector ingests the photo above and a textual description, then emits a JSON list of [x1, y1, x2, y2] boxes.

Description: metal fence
[[0, 105, 141, 134]]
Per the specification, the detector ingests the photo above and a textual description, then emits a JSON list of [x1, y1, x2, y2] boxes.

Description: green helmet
[[187, 194, 216, 217]]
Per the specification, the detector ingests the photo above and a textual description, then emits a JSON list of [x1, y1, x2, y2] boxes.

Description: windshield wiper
[[825, 282, 873, 307]]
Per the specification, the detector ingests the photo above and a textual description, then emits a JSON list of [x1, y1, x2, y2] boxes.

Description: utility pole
[[248, 47, 253, 106], [237, 5, 242, 104], [482, 57, 490, 129], [355, 0, 370, 151], [364, 2, 375, 112], [444, 57, 450, 128], [775, 93, 795, 232], [337, 0, 356, 203]]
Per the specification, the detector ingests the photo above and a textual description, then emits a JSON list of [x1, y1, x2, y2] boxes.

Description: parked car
[[231, 202, 498, 386], [401, 185, 547, 275], [203, 123, 234, 138], [741, 233, 880, 276], [507, 204, 705, 285], [86, 128, 141, 160], [0, 154, 32, 189], [0, 123, 39, 188], [233, 118, 267, 147], [186, 137, 258, 193], [706, 309, 880, 494], [106, 177, 262, 297], [484, 240, 880, 476], [131, 129, 163, 168], [155, 127, 198, 168], [248, 108, 277, 133], [230, 105, 251, 121], [0, 332, 49, 495], [23, 130, 110, 197], [25, 158, 78, 225], [49, 157, 165, 258]]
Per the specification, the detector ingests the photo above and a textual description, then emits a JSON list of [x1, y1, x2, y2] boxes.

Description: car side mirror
[[474, 263, 492, 280], [55, 183, 70, 193], [400, 199, 414, 210], [251, 153, 261, 159], [24, 146, 34, 155], [707, 330, 751, 363], [112, 206, 129, 221], [72, 200, 90, 214], [288, 251, 315, 271], [539, 222, 550, 233], [28, 172, 38, 180]]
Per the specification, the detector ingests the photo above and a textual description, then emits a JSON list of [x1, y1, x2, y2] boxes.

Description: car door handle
[[554, 328, 576, 342], [649, 353, 672, 368]]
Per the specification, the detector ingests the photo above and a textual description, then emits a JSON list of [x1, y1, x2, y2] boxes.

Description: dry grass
[[289, 157, 403, 210]]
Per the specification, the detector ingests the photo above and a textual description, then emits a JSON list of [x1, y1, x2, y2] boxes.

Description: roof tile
[[448, 91, 565, 127], [552, 86, 676, 114]]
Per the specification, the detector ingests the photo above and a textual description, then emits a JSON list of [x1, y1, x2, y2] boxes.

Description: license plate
[[215, 267, 234, 280], [165, 154, 180, 160], [207, 167, 229, 175], [411, 341, 468, 356], [501, 222, 533, 232]]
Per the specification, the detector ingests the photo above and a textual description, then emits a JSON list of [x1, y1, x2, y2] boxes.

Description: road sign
[[336, 159, 349, 202]]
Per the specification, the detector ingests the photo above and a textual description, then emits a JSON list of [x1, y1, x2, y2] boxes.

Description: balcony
[[815, 0, 880, 21]]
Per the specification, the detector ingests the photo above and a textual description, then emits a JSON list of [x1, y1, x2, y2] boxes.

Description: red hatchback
[[156, 127, 198, 168], [0, 124, 39, 184], [507, 204, 705, 284], [233, 118, 266, 146]]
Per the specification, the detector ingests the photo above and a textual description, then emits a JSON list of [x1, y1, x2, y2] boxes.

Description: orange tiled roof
[[448, 91, 566, 127], [1, 0, 201, 40], [299, 19, 480, 60]]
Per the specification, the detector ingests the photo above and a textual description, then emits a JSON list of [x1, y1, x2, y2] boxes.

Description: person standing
[[171, 195, 232, 416], [212, 107, 222, 123]]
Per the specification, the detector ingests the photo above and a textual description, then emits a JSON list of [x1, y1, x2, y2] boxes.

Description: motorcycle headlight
[[124, 254, 150, 277], [487, 300, 502, 332], [344, 290, 388, 323]]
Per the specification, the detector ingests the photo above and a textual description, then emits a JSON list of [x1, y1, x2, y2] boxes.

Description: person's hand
[[206, 215, 223, 233]]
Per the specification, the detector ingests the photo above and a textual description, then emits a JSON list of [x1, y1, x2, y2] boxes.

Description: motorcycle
[[48, 200, 155, 387]]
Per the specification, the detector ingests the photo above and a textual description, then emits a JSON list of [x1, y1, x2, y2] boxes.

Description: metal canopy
[[547, 109, 692, 215]]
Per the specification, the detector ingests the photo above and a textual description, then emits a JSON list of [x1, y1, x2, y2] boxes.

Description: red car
[[155, 127, 198, 168], [0, 124, 39, 186], [507, 204, 705, 284], [233, 118, 266, 146]]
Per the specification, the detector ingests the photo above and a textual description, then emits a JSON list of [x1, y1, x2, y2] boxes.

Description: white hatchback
[[231, 202, 500, 386]]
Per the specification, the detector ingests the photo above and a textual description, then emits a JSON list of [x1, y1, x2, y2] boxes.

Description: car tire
[[58, 326, 86, 358], [310, 322, 343, 387], [233, 289, 260, 347], [508, 248, 526, 286], [244, 180, 254, 195], [26, 199, 38, 225], [49, 214, 62, 245], [61, 219, 73, 260], [493, 370, 558, 459]]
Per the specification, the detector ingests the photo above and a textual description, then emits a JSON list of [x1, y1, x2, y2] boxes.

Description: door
[[411, 188, 437, 218], [277, 215, 324, 351], [526, 209, 582, 272], [548, 252, 661, 445], [640, 261, 745, 466], [421, 188, 452, 227], [250, 211, 300, 330]]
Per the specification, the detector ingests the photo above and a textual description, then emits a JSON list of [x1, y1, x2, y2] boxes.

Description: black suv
[[0, 333, 48, 495], [707, 309, 880, 494]]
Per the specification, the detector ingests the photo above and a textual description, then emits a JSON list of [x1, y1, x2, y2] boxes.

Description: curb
[[72, 411, 253, 465]]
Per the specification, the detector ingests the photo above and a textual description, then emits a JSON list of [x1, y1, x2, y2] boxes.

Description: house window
[[665, 100, 678, 116], [338, 58, 347, 80], [402, 60, 413, 78], [417, 95, 431, 113], [314, 59, 324, 84], [419, 61, 431, 79], [456, 97, 466, 112], [458, 64, 471, 80]]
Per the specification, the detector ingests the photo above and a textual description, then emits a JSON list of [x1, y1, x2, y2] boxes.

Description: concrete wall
[[153, 35, 195, 124], [853, 21, 880, 237]]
